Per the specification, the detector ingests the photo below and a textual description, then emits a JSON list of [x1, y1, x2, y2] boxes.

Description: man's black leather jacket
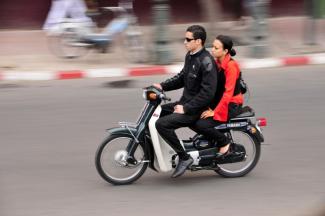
[[160, 48, 218, 115]]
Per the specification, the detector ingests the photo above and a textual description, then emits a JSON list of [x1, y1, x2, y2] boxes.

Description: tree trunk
[[199, 0, 222, 46]]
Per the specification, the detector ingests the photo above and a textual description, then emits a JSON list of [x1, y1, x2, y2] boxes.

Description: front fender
[[106, 127, 156, 170], [106, 127, 138, 137]]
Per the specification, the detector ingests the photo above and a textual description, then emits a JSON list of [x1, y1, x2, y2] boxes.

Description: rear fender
[[224, 124, 264, 143], [234, 125, 264, 143], [249, 125, 265, 143]]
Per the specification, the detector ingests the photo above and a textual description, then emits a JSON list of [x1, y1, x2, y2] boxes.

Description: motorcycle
[[95, 86, 267, 185]]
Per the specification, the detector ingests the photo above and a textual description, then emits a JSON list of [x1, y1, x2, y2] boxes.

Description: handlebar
[[160, 94, 171, 102], [143, 85, 171, 102]]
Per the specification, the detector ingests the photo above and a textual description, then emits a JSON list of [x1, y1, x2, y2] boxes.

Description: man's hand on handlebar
[[153, 83, 162, 90]]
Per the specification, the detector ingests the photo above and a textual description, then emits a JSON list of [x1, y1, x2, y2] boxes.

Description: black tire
[[95, 134, 148, 185], [215, 130, 261, 178]]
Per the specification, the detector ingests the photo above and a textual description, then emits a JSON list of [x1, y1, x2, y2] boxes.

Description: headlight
[[142, 90, 157, 101], [148, 92, 157, 100]]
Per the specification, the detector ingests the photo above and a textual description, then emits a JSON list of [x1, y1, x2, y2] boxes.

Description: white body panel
[[148, 106, 176, 172], [188, 151, 200, 166]]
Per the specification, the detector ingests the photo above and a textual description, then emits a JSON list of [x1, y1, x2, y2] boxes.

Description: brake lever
[[159, 93, 171, 102], [164, 97, 171, 101]]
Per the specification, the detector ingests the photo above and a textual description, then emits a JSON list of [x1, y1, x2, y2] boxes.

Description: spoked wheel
[[95, 134, 148, 185], [215, 130, 260, 178], [47, 28, 91, 59]]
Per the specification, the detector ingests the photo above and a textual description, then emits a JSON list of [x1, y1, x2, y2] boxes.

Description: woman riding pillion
[[193, 35, 244, 157]]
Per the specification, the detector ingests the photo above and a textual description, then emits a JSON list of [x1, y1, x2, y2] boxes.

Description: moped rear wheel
[[215, 130, 260, 178], [95, 134, 148, 185]]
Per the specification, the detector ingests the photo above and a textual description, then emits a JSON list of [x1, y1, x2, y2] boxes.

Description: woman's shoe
[[215, 144, 231, 159]]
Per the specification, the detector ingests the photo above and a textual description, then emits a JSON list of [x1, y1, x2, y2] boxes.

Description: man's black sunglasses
[[185, 37, 196, 42]]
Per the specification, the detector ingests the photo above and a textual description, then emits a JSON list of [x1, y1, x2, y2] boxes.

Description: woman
[[193, 35, 244, 156]]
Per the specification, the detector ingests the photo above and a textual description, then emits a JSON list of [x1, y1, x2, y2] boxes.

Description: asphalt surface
[[1, 65, 325, 216]]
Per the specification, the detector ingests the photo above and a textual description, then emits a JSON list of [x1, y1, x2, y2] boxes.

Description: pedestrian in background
[[43, 0, 91, 30]]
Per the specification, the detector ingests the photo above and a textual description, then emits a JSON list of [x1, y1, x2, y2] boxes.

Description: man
[[154, 25, 218, 178]]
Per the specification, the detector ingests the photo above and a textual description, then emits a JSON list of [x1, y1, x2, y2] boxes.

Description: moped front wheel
[[95, 134, 148, 185]]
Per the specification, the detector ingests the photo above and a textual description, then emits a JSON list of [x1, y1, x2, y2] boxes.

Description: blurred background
[[1, 1, 325, 216], [0, 0, 325, 67], [0, 0, 320, 27]]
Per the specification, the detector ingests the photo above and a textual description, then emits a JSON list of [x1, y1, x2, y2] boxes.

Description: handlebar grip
[[159, 94, 171, 101]]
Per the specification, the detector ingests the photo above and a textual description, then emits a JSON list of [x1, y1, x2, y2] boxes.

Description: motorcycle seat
[[231, 106, 255, 119]]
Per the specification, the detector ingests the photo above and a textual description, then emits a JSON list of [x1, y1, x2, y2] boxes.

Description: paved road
[[1, 65, 325, 216]]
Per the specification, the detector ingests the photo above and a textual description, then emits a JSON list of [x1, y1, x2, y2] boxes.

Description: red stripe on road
[[128, 66, 167, 76], [283, 56, 309, 66], [57, 70, 85, 79]]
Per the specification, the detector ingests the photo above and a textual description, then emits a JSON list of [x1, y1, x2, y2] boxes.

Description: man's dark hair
[[186, 25, 206, 45]]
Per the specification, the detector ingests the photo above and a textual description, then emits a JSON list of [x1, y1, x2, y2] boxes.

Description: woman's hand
[[200, 108, 214, 119], [174, 105, 184, 114]]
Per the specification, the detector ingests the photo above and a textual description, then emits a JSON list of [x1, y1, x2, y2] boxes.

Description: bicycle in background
[[47, 0, 146, 63]]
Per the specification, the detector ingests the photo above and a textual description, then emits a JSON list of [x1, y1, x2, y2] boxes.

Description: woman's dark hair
[[216, 35, 236, 56], [186, 25, 207, 45]]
